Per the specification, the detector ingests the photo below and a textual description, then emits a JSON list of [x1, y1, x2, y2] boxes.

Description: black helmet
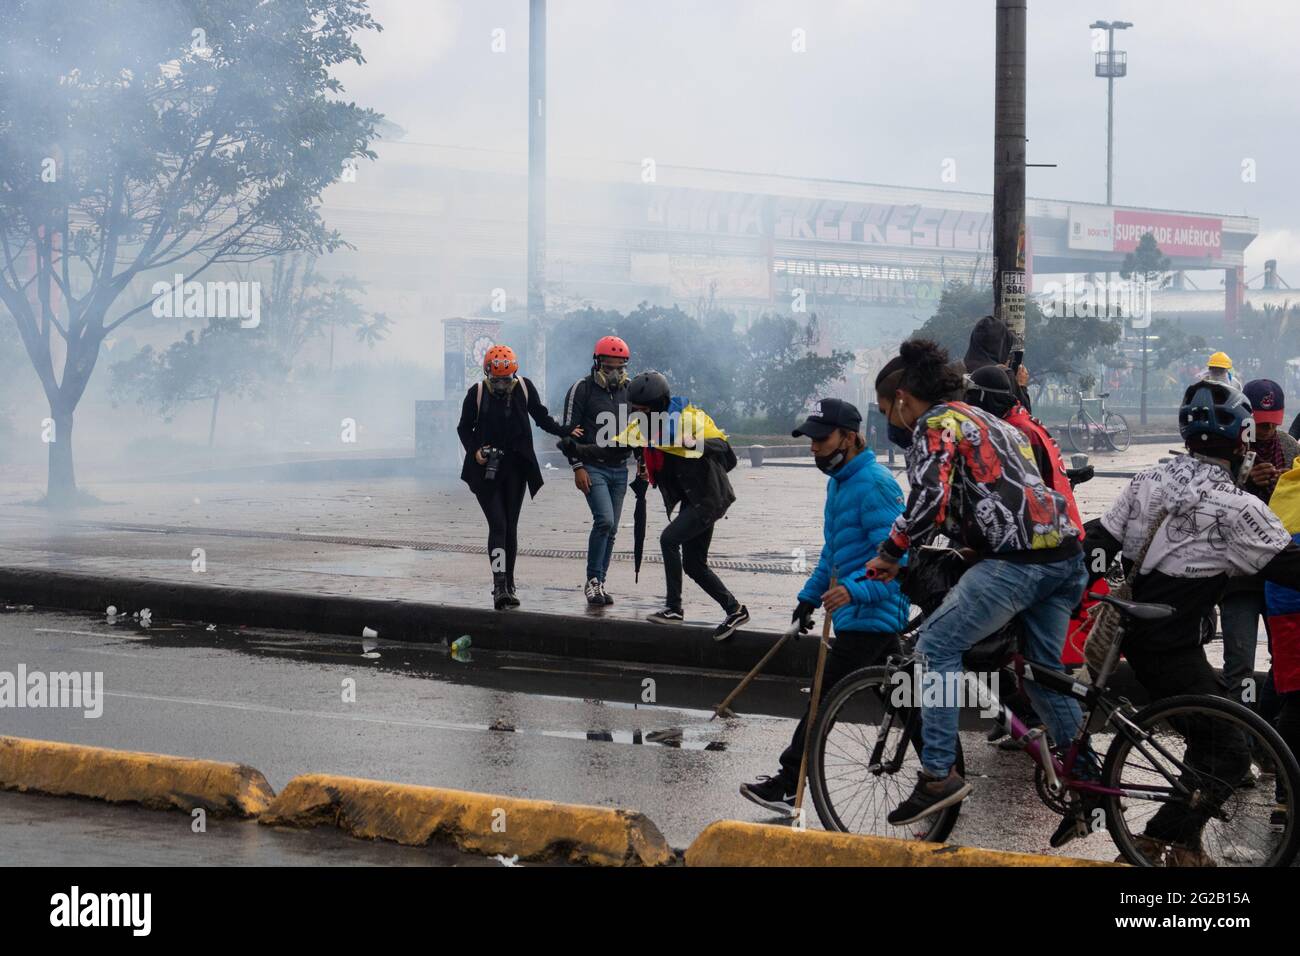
[[964, 365, 1017, 418], [1179, 380, 1253, 447], [627, 370, 670, 411]]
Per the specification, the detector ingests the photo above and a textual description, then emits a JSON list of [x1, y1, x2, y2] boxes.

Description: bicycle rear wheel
[[1065, 412, 1090, 453], [1101, 694, 1300, 867], [1103, 412, 1131, 452], [808, 665, 964, 842]]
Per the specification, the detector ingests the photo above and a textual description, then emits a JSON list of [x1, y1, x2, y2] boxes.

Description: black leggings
[[778, 630, 902, 785], [474, 463, 527, 587], [660, 503, 736, 613], [1124, 642, 1251, 845]]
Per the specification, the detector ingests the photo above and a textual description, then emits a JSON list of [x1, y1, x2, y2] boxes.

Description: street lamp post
[[1090, 19, 1132, 206], [1092, 18, 1131, 394]]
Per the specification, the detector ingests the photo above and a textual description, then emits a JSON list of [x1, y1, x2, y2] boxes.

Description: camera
[[483, 446, 505, 481]]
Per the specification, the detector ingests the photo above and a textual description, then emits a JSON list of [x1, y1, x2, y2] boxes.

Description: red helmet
[[593, 335, 630, 360], [483, 344, 518, 378]]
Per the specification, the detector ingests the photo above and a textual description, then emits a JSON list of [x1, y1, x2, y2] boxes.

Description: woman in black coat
[[457, 345, 576, 609]]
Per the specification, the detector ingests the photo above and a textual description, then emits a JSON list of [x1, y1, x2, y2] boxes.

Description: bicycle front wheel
[[1065, 412, 1090, 453], [1101, 694, 1300, 867], [808, 665, 964, 842], [1103, 412, 1131, 452]]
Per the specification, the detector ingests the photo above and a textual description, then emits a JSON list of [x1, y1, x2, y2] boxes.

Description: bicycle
[[805, 591, 1300, 866], [1066, 390, 1131, 453]]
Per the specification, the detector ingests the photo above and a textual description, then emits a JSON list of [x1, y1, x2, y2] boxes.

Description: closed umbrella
[[630, 472, 648, 582]]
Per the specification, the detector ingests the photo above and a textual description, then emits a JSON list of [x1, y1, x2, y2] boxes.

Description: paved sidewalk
[[0, 443, 1158, 633]]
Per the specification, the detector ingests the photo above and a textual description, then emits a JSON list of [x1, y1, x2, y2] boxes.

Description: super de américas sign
[[1068, 206, 1223, 260]]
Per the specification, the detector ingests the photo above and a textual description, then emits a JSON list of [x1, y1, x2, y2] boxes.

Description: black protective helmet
[[1179, 380, 1253, 446], [627, 370, 670, 411]]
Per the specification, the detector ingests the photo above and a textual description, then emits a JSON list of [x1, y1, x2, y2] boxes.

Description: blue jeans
[[583, 463, 628, 582], [914, 552, 1088, 777]]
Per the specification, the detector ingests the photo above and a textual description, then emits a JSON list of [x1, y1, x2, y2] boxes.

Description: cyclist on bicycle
[[1082, 379, 1300, 861], [867, 339, 1088, 828]]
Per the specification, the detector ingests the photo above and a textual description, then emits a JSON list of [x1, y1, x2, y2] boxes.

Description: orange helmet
[[594, 335, 630, 360], [483, 344, 518, 378]]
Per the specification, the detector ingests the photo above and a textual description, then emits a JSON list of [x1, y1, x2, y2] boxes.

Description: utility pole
[[993, 0, 1027, 360], [527, 0, 547, 398]]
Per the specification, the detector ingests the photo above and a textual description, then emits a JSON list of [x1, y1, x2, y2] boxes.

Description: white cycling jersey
[[1099, 453, 1290, 579]]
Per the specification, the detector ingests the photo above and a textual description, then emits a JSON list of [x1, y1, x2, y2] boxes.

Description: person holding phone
[[1219, 379, 1300, 701]]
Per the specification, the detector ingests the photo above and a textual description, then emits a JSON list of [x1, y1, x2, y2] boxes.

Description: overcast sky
[[336, 0, 1300, 287]]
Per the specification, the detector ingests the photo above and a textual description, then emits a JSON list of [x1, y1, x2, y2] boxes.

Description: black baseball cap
[[792, 398, 862, 440]]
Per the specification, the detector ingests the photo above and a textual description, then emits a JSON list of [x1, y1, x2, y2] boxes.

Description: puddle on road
[[20, 608, 792, 752]]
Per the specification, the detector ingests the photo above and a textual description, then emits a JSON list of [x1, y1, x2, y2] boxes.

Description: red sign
[[1113, 210, 1223, 259]]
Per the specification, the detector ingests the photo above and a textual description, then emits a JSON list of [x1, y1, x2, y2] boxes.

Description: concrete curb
[[0, 566, 822, 678], [260, 773, 675, 867], [0, 735, 274, 817], [0, 566, 1200, 704], [684, 820, 1121, 867], [0, 736, 1120, 866]]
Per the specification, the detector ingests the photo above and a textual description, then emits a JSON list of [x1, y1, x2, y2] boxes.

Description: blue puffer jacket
[[798, 448, 910, 635]]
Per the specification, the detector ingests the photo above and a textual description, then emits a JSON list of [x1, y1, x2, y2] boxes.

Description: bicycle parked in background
[[1066, 390, 1131, 453]]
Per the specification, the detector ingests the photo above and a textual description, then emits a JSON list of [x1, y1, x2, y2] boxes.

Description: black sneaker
[[504, 584, 521, 608], [600, 581, 614, 606], [712, 605, 750, 642], [648, 608, 685, 625], [493, 584, 511, 611], [1049, 791, 1106, 848], [886, 769, 972, 825], [739, 774, 797, 815], [584, 578, 604, 607]]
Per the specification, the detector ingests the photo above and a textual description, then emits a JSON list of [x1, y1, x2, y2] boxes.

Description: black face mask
[[887, 423, 913, 449], [885, 397, 914, 448], [814, 438, 850, 475]]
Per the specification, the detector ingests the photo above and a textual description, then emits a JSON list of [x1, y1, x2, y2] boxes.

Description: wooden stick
[[709, 620, 800, 720], [793, 576, 836, 817]]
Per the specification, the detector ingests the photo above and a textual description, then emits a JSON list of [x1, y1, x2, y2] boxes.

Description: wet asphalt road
[[0, 606, 1129, 863]]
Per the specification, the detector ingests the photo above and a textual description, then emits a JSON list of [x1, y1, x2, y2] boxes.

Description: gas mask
[[594, 362, 629, 390], [486, 374, 517, 398]]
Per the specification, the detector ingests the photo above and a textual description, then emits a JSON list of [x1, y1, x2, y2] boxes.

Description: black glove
[[792, 600, 816, 634]]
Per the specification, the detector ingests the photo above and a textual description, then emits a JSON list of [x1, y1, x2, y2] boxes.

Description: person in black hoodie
[[457, 344, 575, 609], [963, 314, 1033, 413]]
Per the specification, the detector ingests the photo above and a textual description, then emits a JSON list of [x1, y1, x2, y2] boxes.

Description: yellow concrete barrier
[[261, 773, 675, 867], [0, 735, 274, 816], [685, 820, 1121, 867]]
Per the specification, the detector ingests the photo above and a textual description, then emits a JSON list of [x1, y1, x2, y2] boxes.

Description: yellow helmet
[[1207, 351, 1233, 370]]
